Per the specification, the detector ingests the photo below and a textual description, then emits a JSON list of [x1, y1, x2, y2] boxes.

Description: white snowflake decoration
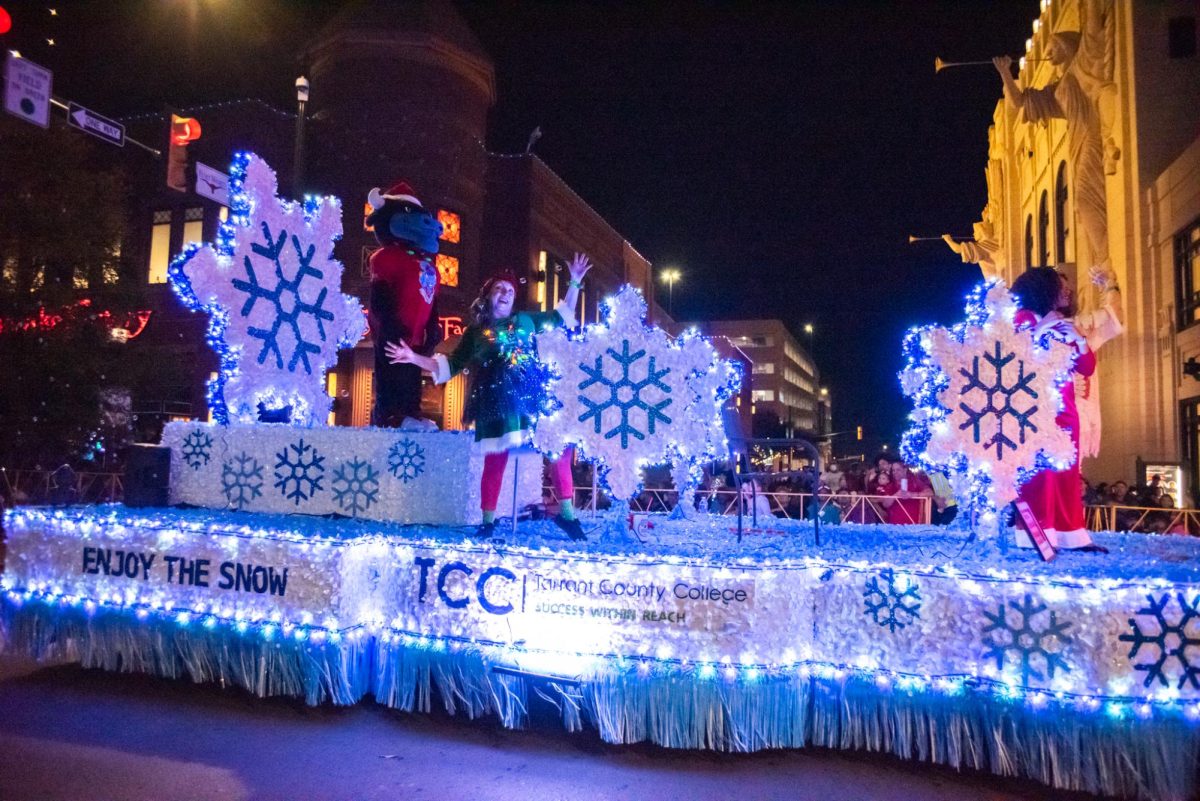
[[168, 153, 364, 426], [900, 280, 1076, 513], [534, 285, 739, 501]]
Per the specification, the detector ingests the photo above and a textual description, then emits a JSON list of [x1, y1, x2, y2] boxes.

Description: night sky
[[1, 0, 1039, 448]]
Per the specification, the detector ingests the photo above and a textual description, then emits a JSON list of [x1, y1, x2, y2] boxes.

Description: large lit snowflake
[[331, 457, 380, 517], [181, 429, 213, 471], [1118, 593, 1200, 690], [387, 438, 425, 484], [274, 438, 326, 504], [535, 286, 739, 501], [982, 594, 1072, 686], [899, 280, 1076, 513], [221, 451, 264, 511], [167, 153, 364, 426], [862, 569, 921, 633]]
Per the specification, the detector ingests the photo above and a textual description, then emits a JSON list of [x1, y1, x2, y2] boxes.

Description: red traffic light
[[170, 114, 201, 146], [0, 7, 12, 36]]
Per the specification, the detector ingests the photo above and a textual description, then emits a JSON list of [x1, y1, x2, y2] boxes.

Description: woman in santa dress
[[1010, 267, 1105, 552]]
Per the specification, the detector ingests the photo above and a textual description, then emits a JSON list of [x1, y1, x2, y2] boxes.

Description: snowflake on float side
[[167, 153, 364, 426], [387, 438, 425, 484], [274, 438, 326, 504], [221, 451, 264, 511], [899, 280, 1076, 514], [181, 429, 213, 471], [862, 569, 922, 633], [534, 285, 739, 501], [331, 457, 380, 517], [982, 594, 1073, 686], [1119, 593, 1200, 690]]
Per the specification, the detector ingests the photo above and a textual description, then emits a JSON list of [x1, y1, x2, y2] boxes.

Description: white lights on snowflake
[[534, 286, 739, 501], [900, 280, 1076, 515], [168, 153, 364, 426]]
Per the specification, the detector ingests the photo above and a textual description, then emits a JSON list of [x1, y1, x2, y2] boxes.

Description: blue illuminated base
[[5, 505, 1200, 801]]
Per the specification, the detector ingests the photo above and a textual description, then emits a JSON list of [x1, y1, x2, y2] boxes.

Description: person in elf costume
[[385, 253, 592, 540], [366, 181, 443, 429]]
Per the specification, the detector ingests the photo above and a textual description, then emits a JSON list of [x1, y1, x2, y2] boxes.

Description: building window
[[752, 362, 775, 375], [1038, 190, 1050, 267], [1169, 16, 1197, 59], [437, 210, 461, 244], [1054, 162, 1069, 263], [148, 210, 172, 284], [181, 207, 204, 254], [1024, 214, 1034, 269], [436, 254, 459, 287], [1175, 216, 1200, 329], [752, 389, 774, 403], [1181, 397, 1200, 505]]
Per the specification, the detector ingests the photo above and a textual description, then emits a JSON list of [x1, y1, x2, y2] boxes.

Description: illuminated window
[[148, 210, 172, 284], [436, 254, 459, 287], [752, 389, 775, 403], [437, 209, 461, 243], [102, 263, 120, 285], [181, 207, 204, 255], [73, 269, 88, 289], [753, 362, 775, 375], [2, 258, 15, 287]]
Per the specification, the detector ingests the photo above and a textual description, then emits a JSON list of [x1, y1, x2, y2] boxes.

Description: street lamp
[[293, 75, 310, 195], [660, 268, 682, 315], [803, 322, 814, 336]]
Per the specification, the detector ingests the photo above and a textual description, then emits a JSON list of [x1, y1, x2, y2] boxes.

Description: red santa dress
[[1014, 309, 1095, 549]]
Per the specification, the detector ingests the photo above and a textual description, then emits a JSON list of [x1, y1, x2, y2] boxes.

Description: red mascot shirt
[[368, 246, 438, 349]]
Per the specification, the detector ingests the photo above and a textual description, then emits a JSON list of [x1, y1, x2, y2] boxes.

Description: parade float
[[4, 154, 1200, 801]]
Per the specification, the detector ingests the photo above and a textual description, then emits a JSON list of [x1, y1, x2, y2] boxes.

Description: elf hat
[[367, 181, 422, 211]]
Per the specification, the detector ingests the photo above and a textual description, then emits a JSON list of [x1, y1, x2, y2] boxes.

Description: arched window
[[1055, 161, 1069, 263], [1025, 214, 1034, 269], [1038, 190, 1050, 267]]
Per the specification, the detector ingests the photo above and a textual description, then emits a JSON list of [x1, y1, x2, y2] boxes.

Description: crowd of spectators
[[1081, 475, 1191, 534]]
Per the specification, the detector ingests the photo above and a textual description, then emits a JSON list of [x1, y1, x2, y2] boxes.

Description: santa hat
[[367, 181, 422, 211]]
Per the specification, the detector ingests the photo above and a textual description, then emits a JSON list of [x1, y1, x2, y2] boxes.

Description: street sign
[[4, 51, 52, 128], [195, 162, 229, 204], [67, 102, 124, 147]]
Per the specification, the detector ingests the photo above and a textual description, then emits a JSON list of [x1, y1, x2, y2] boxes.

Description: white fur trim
[[431, 353, 451, 385], [367, 187, 385, 210], [554, 299, 577, 329], [474, 429, 530, 454]]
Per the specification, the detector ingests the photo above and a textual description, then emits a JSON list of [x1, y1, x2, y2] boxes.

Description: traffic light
[[856, 425, 863, 441], [166, 114, 201, 192]]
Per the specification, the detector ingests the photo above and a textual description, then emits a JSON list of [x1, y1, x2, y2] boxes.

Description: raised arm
[[993, 56, 1025, 107]]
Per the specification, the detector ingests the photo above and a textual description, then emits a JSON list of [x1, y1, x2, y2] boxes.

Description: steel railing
[[1, 468, 124, 506]]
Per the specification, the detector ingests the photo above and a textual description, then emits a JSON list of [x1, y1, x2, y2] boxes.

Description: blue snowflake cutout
[[274, 438, 326, 504], [982, 594, 1072, 686], [958, 341, 1039, 460], [331, 457, 380, 517], [221, 451, 264, 511], [166, 153, 364, 426], [863, 569, 921, 633], [578, 340, 673, 448], [232, 221, 336, 375], [1119, 593, 1200, 690], [387, 438, 426, 483], [181, 429, 213, 471]]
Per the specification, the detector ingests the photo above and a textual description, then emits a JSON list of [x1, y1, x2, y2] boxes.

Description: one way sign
[[67, 102, 124, 148]]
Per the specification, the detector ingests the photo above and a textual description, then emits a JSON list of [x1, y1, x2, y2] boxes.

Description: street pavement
[[0, 654, 1097, 801]]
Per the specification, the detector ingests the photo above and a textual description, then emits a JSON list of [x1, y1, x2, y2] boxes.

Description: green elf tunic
[[432, 301, 575, 453]]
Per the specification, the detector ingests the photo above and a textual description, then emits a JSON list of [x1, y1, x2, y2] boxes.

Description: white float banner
[[162, 422, 540, 525], [6, 507, 1198, 703]]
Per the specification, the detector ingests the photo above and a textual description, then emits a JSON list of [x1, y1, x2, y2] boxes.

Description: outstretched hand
[[568, 252, 592, 283], [992, 55, 1013, 76], [385, 339, 414, 365]]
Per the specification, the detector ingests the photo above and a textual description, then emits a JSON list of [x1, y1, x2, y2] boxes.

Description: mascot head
[[366, 181, 443, 254]]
